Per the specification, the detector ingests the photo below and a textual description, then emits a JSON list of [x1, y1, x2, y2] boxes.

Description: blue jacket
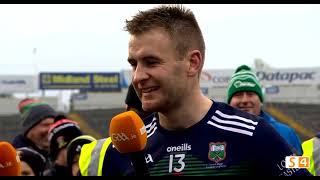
[[260, 111, 303, 155]]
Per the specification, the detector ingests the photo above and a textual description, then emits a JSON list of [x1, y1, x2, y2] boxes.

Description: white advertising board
[[0, 75, 37, 93]]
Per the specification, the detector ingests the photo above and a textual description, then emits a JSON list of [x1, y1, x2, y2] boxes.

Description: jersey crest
[[208, 142, 227, 163]]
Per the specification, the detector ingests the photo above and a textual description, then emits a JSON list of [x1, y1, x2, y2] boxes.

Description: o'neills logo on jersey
[[167, 143, 191, 152]]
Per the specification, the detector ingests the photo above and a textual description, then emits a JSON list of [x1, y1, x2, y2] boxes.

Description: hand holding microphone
[[109, 111, 149, 176], [0, 141, 21, 176]]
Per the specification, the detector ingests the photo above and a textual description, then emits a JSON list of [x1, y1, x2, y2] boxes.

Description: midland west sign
[[39, 72, 121, 91]]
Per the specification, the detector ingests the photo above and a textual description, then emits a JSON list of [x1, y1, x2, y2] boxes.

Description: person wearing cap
[[227, 64, 303, 155], [66, 135, 96, 176], [12, 100, 57, 151], [44, 116, 83, 176], [17, 147, 46, 176], [12, 100, 57, 173]]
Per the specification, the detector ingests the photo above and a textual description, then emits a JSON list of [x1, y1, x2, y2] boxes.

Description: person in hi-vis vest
[[78, 137, 112, 176], [302, 134, 320, 176]]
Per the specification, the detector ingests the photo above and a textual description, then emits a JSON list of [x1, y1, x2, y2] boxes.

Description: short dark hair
[[125, 5, 205, 60]]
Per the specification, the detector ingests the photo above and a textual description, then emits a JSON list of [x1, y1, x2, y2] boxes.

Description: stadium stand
[[0, 114, 21, 142], [264, 103, 319, 141], [69, 108, 125, 139]]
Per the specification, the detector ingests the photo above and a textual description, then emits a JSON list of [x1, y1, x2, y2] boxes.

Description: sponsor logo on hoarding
[[256, 71, 315, 83], [39, 72, 121, 91]]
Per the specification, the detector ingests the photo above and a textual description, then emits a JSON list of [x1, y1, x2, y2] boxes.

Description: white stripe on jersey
[[215, 110, 258, 125], [207, 121, 253, 136], [145, 117, 157, 129], [147, 126, 157, 138], [146, 116, 157, 138], [147, 121, 157, 134], [211, 115, 256, 130]]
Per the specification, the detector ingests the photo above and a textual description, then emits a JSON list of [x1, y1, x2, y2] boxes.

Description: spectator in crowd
[[302, 133, 320, 176], [12, 101, 57, 173], [81, 5, 311, 176], [44, 116, 83, 176], [227, 64, 303, 155], [125, 83, 152, 119], [12, 100, 57, 151], [17, 147, 46, 176], [66, 135, 96, 176]]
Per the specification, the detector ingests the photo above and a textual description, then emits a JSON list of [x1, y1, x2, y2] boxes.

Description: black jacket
[[12, 134, 48, 158], [12, 134, 53, 175], [44, 164, 72, 176]]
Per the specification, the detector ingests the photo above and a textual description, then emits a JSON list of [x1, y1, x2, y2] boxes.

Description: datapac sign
[[200, 68, 320, 87], [256, 70, 317, 85], [39, 72, 121, 91]]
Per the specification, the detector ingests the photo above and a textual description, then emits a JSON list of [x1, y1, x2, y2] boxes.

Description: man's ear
[[187, 50, 203, 77]]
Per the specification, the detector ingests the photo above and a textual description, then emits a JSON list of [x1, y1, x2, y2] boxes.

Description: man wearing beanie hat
[[13, 100, 57, 150], [12, 101, 57, 174], [17, 147, 47, 176], [66, 135, 96, 176], [227, 64, 303, 155], [44, 116, 83, 176]]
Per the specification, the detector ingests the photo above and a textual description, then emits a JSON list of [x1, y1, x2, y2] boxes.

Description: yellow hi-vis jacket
[[302, 137, 320, 176], [79, 137, 112, 176]]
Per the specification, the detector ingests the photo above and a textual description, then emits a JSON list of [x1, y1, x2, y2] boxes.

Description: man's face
[[26, 117, 54, 151], [128, 28, 189, 113], [229, 91, 262, 116]]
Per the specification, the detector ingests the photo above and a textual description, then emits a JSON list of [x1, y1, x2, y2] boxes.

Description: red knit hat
[[18, 98, 44, 114]]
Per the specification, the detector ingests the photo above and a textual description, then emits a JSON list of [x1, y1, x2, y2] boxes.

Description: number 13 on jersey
[[169, 154, 185, 173]]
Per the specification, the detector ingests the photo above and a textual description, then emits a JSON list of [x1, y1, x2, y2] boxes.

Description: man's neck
[[158, 93, 212, 131]]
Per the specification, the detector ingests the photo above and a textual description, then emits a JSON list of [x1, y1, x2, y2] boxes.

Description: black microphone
[[109, 111, 149, 176]]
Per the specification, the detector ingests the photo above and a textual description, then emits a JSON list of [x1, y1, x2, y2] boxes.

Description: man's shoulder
[[12, 134, 30, 148], [207, 101, 264, 137], [214, 101, 263, 122], [262, 111, 297, 134], [272, 120, 296, 134]]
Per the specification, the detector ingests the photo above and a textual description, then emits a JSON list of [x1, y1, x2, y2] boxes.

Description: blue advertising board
[[265, 86, 280, 94], [39, 72, 121, 91]]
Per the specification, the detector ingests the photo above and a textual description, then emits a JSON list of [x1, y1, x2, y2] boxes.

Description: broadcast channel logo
[[285, 156, 310, 168]]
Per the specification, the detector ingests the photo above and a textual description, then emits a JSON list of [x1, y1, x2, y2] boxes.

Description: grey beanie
[[22, 104, 57, 135]]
